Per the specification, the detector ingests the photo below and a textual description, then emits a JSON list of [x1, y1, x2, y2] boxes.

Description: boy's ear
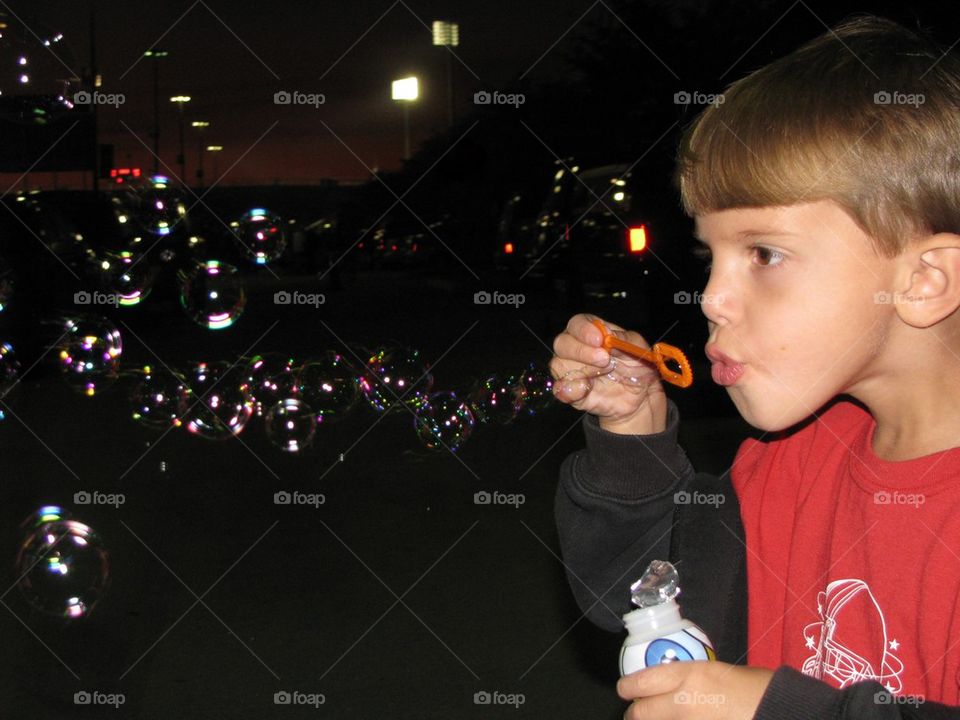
[[896, 234, 960, 328]]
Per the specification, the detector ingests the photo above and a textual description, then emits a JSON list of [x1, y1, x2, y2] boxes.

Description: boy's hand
[[618, 661, 774, 719], [550, 314, 667, 435]]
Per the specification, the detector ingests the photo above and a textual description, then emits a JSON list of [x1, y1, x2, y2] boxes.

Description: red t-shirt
[[732, 398, 960, 705]]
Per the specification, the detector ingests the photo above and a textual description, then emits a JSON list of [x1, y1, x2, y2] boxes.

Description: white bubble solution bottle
[[620, 560, 717, 676]]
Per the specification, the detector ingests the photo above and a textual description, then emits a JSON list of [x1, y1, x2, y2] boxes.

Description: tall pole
[[446, 51, 453, 128], [90, 6, 99, 191], [402, 102, 410, 161], [152, 61, 160, 174], [177, 104, 186, 184]]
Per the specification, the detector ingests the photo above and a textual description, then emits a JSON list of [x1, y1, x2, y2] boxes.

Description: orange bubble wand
[[591, 318, 693, 388]]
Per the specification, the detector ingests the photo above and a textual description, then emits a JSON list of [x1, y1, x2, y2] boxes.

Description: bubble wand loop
[[591, 318, 693, 388]]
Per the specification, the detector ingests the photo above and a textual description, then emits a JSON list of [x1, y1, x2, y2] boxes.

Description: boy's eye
[[752, 246, 784, 266]]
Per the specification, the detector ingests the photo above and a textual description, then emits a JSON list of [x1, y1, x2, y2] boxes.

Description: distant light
[[504, 242, 514, 254], [18, 74, 28, 84], [169, 95, 191, 103], [628, 225, 647, 253], [18, 56, 27, 66], [206, 145, 223, 152], [392, 76, 419, 101], [144, 48, 168, 58], [191, 120, 210, 128], [432, 20, 459, 47], [613, 191, 625, 202]]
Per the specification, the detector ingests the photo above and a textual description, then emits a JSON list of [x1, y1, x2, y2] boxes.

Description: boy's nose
[[700, 275, 727, 324]]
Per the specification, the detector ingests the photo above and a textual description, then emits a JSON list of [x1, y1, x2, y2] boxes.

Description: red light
[[504, 242, 514, 254], [628, 225, 647, 253], [132, 168, 141, 177], [109, 169, 117, 178]]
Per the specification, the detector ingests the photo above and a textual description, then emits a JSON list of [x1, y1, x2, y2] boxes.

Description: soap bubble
[[234, 208, 286, 265], [15, 519, 109, 618], [56, 317, 122, 396], [178, 260, 246, 330], [296, 351, 358, 421], [359, 347, 433, 412], [467, 374, 522, 425], [92, 250, 154, 307], [0, 256, 14, 312], [181, 361, 254, 439], [414, 392, 475, 452], [130, 365, 189, 430], [517, 363, 555, 416], [114, 175, 187, 236], [20, 505, 71, 532], [0, 342, 21, 399], [242, 354, 298, 417], [265, 398, 316, 452]]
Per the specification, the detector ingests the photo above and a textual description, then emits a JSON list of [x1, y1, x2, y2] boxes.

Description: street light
[[391, 76, 419, 161], [169, 95, 191, 184], [191, 120, 209, 188], [144, 48, 168, 174], [432, 21, 459, 127]]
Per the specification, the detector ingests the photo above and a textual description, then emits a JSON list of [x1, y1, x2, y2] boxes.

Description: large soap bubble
[[265, 398, 317, 452], [181, 361, 254, 439], [296, 351, 358, 421], [16, 518, 109, 619], [234, 208, 286, 265], [130, 365, 189, 430], [178, 260, 246, 330], [414, 392, 475, 452], [359, 347, 433, 412], [56, 317, 122, 396]]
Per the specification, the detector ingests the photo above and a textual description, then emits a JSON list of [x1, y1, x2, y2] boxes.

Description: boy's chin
[[728, 392, 814, 433]]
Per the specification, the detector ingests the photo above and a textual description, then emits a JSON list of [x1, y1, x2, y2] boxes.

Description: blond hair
[[676, 16, 960, 256]]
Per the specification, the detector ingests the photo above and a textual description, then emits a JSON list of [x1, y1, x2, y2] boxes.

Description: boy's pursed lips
[[705, 344, 746, 386]]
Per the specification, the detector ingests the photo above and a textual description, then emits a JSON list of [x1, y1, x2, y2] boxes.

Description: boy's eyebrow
[[693, 228, 798, 244]]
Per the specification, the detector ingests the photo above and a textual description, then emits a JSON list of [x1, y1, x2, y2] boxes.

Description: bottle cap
[[630, 560, 679, 608]]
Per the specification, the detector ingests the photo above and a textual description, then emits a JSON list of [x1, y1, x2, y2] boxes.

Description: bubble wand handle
[[591, 319, 693, 389]]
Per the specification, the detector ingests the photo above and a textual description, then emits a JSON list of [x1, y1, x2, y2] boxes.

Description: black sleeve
[[554, 399, 748, 662], [755, 666, 960, 720], [554, 400, 696, 632]]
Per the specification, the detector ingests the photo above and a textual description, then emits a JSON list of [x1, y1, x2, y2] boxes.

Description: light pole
[[432, 21, 459, 127], [169, 95, 191, 185], [391, 76, 419, 162], [206, 145, 223, 180], [144, 48, 168, 174], [191, 120, 209, 188]]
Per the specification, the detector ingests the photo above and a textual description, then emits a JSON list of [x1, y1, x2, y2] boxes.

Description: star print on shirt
[[805, 635, 816, 650], [889, 639, 900, 651]]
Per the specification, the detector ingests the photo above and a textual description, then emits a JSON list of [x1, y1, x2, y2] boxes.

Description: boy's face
[[695, 201, 900, 431]]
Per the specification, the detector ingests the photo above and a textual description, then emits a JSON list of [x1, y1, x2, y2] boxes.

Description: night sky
[[0, 0, 583, 186]]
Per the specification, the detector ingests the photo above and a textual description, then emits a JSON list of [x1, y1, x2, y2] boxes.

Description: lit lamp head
[[391, 77, 419, 102]]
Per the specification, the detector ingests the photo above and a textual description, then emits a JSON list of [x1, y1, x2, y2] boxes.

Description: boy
[[552, 16, 960, 720]]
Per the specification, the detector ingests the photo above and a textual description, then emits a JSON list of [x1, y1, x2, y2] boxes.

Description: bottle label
[[620, 626, 716, 676]]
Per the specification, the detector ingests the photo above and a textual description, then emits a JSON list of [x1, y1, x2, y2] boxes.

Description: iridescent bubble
[[517, 362, 555, 415], [93, 250, 153, 307], [296, 351, 358, 421], [16, 519, 109, 619], [359, 347, 433, 412], [265, 398, 317, 452], [414, 392, 475, 452], [178, 260, 246, 330], [114, 175, 187, 236], [0, 342, 21, 399], [467, 373, 522, 425], [234, 208, 286, 265], [20, 505, 71, 532], [130, 365, 189, 430], [0, 256, 14, 312], [181, 361, 254, 439], [56, 317, 122, 396], [242, 354, 298, 417]]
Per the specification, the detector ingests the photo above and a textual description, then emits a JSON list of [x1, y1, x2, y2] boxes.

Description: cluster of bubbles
[[14, 506, 109, 619]]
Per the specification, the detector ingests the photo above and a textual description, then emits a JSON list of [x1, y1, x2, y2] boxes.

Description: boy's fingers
[[553, 332, 610, 368], [616, 663, 690, 700]]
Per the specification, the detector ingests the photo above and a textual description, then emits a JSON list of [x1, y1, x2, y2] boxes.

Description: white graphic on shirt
[[801, 578, 903, 692]]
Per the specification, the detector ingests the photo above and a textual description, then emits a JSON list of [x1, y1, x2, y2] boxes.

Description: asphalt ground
[[0, 265, 751, 719]]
